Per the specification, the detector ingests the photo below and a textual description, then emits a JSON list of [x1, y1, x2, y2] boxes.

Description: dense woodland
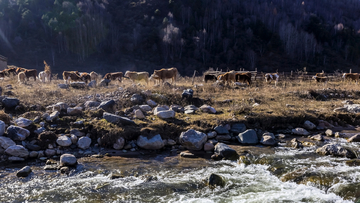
[[1, 0, 360, 75]]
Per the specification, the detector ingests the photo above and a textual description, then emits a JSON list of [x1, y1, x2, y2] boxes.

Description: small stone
[[134, 109, 145, 119], [77, 137, 91, 150], [56, 136, 72, 147], [60, 154, 77, 166], [310, 134, 323, 141], [45, 149, 56, 157], [207, 131, 217, 139], [29, 151, 38, 158], [304, 120, 316, 130], [16, 166, 32, 177], [292, 128, 310, 136], [15, 117, 33, 128], [113, 137, 125, 150], [325, 129, 333, 137]]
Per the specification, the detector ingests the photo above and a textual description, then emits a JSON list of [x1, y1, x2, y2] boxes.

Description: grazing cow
[[217, 71, 236, 85], [90, 71, 98, 81], [38, 71, 51, 83], [62, 71, 82, 84], [23, 69, 37, 81], [124, 71, 149, 84], [312, 76, 328, 83], [15, 67, 27, 74], [204, 74, 218, 83], [4, 67, 17, 76], [265, 73, 279, 86], [343, 73, 359, 84], [0, 70, 5, 78], [235, 73, 252, 85], [150, 67, 178, 85], [149, 74, 160, 85], [80, 72, 91, 84], [103, 72, 123, 82], [315, 73, 325, 77], [18, 72, 26, 83]]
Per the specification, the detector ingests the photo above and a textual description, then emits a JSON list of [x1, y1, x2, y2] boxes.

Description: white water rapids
[[0, 138, 359, 202]]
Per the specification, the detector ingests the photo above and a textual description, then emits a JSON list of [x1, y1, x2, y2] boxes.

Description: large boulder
[[16, 166, 32, 177], [179, 129, 207, 150], [56, 136, 72, 147], [134, 109, 145, 119], [213, 143, 239, 160], [103, 112, 135, 125], [155, 110, 175, 119], [207, 173, 225, 188], [0, 136, 16, 149], [77, 136, 91, 150], [6, 125, 30, 141], [130, 94, 144, 105], [316, 144, 356, 158], [304, 120, 316, 130], [137, 134, 164, 150], [237, 129, 259, 144], [260, 135, 277, 146], [15, 117, 33, 128], [153, 105, 170, 114], [0, 120, 5, 136], [60, 154, 77, 166], [214, 126, 229, 135], [292, 128, 310, 136], [46, 111, 59, 122], [52, 102, 68, 111], [5, 145, 29, 158], [146, 100, 157, 107], [67, 107, 83, 116], [2, 97, 19, 109], [200, 105, 216, 114], [98, 100, 115, 112], [230, 123, 247, 134], [84, 101, 101, 109]]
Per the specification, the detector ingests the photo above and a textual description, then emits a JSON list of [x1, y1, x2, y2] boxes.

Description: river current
[[1, 138, 360, 202]]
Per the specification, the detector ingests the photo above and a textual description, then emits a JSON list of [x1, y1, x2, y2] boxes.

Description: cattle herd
[[0, 63, 359, 86]]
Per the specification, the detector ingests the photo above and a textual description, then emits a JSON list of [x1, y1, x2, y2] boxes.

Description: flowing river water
[[1, 137, 360, 202]]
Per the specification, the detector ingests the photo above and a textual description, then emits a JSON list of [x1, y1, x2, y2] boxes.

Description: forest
[[1, 0, 360, 75]]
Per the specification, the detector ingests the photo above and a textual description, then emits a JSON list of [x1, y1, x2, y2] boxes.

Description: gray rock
[[70, 134, 78, 144], [146, 100, 157, 107], [67, 107, 83, 116], [170, 105, 184, 113], [134, 109, 145, 119], [45, 149, 56, 157], [113, 137, 125, 150], [207, 173, 225, 188], [84, 101, 101, 108], [8, 156, 25, 162], [292, 128, 310, 136], [5, 145, 29, 158], [56, 136, 72, 147], [237, 129, 259, 144], [179, 129, 207, 150], [130, 94, 144, 105], [52, 102, 68, 111], [6, 125, 30, 141], [58, 84, 69, 89], [60, 154, 77, 166], [16, 166, 32, 177], [29, 151, 38, 158], [316, 144, 356, 158], [304, 120, 316, 130], [70, 82, 87, 89], [200, 105, 216, 114], [184, 105, 198, 111], [310, 134, 324, 141], [155, 110, 175, 119], [77, 137, 91, 150], [214, 143, 239, 160], [24, 143, 41, 151], [34, 127, 46, 135], [0, 120, 4, 136], [99, 78, 111, 86], [153, 105, 170, 114], [2, 97, 19, 109], [98, 100, 115, 112], [139, 105, 152, 112], [70, 129, 85, 137], [204, 142, 214, 151], [216, 135, 232, 141], [260, 135, 277, 146], [47, 111, 59, 122], [207, 131, 217, 139], [103, 112, 135, 125], [137, 134, 164, 150], [348, 134, 360, 142], [214, 126, 229, 135], [230, 123, 247, 134], [0, 136, 16, 149], [15, 117, 33, 128], [88, 80, 96, 88]]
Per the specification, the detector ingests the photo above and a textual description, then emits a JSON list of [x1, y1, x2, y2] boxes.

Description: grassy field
[[2, 74, 360, 142]]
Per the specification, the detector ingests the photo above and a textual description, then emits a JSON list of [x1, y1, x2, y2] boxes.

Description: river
[[1, 137, 359, 202]]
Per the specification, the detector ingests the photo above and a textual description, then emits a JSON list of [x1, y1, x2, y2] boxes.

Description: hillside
[[1, 0, 360, 75]]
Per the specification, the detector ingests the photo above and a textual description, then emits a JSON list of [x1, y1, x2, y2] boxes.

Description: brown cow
[[343, 73, 359, 84], [0, 70, 5, 78], [18, 72, 26, 83], [235, 73, 252, 85], [312, 76, 328, 83], [4, 67, 17, 76], [80, 72, 91, 84], [103, 72, 123, 82], [124, 71, 149, 84], [204, 74, 218, 83], [217, 71, 236, 85], [265, 73, 279, 86], [63, 71, 82, 84], [15, 67, 27, 74], [315, 73, 325, 77], [23, 69, 37, 81], [90, 71, 98, 81], [149, 67, 178, 85]]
